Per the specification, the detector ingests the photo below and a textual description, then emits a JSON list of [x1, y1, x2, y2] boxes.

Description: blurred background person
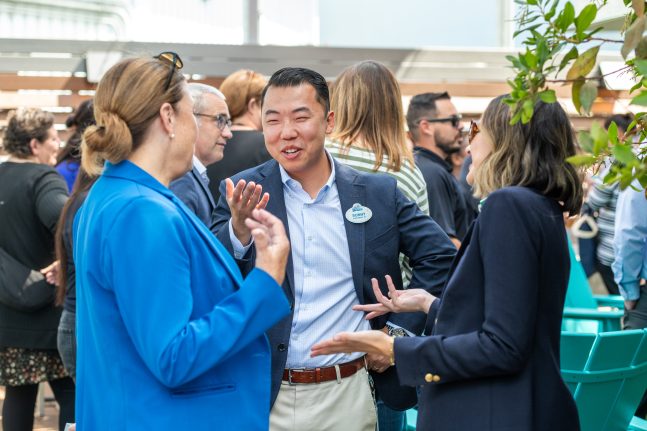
[[170, 83, 232, 225], [55, 168, 98, 380], [326, 59, 430, 431], [56, 100, 94, 191], [0, 108, 75, 431], [581, 113, 634, 295], [74, 54, 290, 429], [207, 69, 271, 201], [312, 95, 583, 431]]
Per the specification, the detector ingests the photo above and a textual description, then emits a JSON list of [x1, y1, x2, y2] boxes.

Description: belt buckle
[[287, 367, 305, 386]]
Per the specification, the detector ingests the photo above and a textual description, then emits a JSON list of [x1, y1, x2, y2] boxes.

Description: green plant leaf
[[572, 78, 585, 113], [622, 15, 647, 59], [578, 131, 594, 152], [559, 47, 579, 72], [575, 4, 597, 38], [633, 0, 645, 16], [607, 121, 619, 145], [631, 90, 647, 105], [579, 82, 598, 114], [539, 89, 557, 103], [613, 143, 638, 165], [635, 58, 647, 76], [566, 154, 598, 166], [556, 2, 576, 31], [566, 45, 600, 80]]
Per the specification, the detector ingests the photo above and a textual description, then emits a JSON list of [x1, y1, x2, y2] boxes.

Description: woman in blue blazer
[[73, 54, 290, 430], [312, 95, 583, 430]]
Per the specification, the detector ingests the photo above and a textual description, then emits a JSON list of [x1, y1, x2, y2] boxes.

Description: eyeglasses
[[194, 112, 232, 131], [419, 114, 462, 128], [154, 51, 183, 92], [468, 121, 480, 144]]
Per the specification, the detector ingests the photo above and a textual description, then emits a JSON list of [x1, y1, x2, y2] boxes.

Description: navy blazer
[[211, 158, 456, 410], [395, 187, 580, 430], [169, 165, 215, 226]]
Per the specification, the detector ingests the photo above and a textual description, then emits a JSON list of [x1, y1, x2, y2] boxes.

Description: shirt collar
[[192, 155, 207, 176], [414, 146, 453, 173], [278, 149, 336, 200]]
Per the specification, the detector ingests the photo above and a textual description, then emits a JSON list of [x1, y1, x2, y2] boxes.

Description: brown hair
[[473, 95, 583, 215], [219, 69, 266, 121], [82, 57, 185, 175], [2, 108, 54, 158], [329, 60, 412, 171]]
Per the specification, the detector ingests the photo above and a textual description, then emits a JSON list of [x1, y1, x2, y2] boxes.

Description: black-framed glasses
[[194, 112, 232, 131], [468, 121, 480, 144], [419, 114, 462, 128], [154, 51, 183, 92]]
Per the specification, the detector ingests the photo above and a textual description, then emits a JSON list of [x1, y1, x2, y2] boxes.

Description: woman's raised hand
[[245, 209, 289, 285]]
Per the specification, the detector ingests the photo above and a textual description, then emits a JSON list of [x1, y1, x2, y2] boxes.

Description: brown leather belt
[[282, 356, 366, 384]]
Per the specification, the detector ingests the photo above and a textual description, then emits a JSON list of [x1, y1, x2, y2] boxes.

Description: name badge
[[345, 203, 373, 224]]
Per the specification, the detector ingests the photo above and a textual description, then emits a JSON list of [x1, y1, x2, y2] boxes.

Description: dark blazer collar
[[190, 165, 216, 209]]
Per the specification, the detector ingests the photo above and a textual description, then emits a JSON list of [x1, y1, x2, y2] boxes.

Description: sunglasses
[[194, 112, 232, 131], [154, 51, 184, 92], [468, 121, 480, 144], [419, 114, 462, 128]]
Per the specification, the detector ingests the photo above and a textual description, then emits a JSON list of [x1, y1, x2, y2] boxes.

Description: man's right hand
[[226, 178, 270, 245], [245, 209, 290, 285]]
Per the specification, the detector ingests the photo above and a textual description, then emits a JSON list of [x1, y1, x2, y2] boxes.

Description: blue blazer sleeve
[[105, 197, 289, 388], [395, 191, 540, 385]]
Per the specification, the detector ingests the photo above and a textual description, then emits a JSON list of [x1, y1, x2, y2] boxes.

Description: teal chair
[[561, 329, 647, 431], [563, 238, 624, 332], [405, 408, 417, 430]]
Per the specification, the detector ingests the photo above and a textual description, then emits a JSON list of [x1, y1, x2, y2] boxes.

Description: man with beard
[[407, 92, 471, 247]]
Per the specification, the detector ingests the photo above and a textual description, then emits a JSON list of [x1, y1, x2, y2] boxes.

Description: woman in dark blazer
[[312, 95, 583, 430]]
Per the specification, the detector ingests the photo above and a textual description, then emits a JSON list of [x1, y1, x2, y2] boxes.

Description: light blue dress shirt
[[612, 180, 647, 300], [231, 153, 370, 368]]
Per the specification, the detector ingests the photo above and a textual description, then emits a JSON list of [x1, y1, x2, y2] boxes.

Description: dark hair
[[406, 92, 451, 141], [475, 95, 583, 215], [261, 67, 330, 114], [2, 108, 55, 158], [604, 113, 634, 133], [57, 99, 95, 165], [54, 168, 97, 305]]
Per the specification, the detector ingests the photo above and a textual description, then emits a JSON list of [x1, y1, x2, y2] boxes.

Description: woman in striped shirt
[[325, 60, 431, 431]]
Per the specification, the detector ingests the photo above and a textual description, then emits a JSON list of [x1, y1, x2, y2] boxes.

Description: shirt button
[[425, 373, 433, 383], [307, 236, 313, 241], [277, 343, 287, 352]]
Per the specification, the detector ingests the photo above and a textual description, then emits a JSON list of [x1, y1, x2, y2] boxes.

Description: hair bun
[[81, 111, 132, 175]]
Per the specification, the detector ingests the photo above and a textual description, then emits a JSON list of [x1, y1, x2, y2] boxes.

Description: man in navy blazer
[[211, 67, 456, 430], [170, 83, 232, 225]]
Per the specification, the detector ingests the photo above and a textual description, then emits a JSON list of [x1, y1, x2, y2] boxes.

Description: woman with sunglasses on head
[[207, 69, 272, 202], [312, 95, 583, 430], [73, 54, 291, 430]]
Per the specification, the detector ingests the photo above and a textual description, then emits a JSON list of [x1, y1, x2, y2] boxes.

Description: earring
[[169, 133, 175, 139]]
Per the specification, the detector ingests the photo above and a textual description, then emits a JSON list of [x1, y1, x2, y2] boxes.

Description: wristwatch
[[386, 324, 408, 338]]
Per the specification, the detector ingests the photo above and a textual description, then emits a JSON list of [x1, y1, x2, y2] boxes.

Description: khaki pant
[[270, 368, 377, 431]]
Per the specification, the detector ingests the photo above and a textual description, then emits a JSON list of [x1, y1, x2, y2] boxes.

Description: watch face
[[388, 326, 407, 337]]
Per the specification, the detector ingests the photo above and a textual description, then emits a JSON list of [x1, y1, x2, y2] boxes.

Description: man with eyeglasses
[[407, 92, 471, 247], [169, 83, 233, 225]]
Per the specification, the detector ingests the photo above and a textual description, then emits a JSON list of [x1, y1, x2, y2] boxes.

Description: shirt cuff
[[229, 219, 253, 259], [619, 281, 641, 301]]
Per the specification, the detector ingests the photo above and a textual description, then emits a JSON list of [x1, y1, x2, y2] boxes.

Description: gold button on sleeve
[[424, 373, 433, 382], [432, 375, 441, 383]]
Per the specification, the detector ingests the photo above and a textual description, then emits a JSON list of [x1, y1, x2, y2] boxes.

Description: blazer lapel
[[260, 162, 295, 301], [191, 166, 216, 213], [335, 161, 366, 304]]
